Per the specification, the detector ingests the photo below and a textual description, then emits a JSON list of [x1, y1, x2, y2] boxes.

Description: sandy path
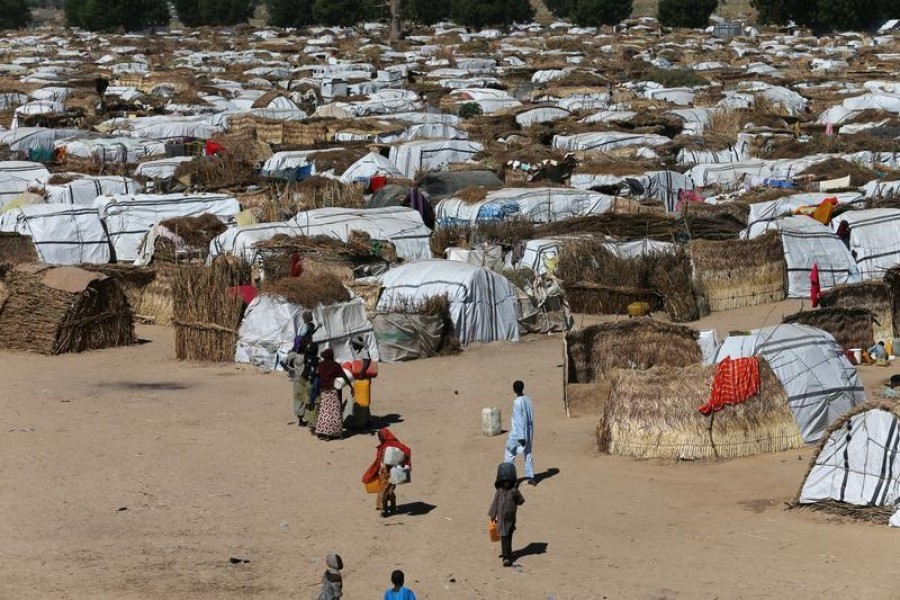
[[3, 315, 900, 599]]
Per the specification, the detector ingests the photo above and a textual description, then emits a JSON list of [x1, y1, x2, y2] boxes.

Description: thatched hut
[[0, 232, 37, 266], [691, 232, 785, 313], [818, 281, 893, 343], [0, 264, 135, 354], [596, 359, 803, 460], [793, 400, 900, 523], [173, 257, 252, 362], [783, 307, 875, 349], [253, 232, 395, 283], [566, 319, 701, 384], [79, 264, 159, 323]]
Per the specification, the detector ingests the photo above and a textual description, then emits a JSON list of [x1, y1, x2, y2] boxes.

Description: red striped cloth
[[699, 356, 760, 415]]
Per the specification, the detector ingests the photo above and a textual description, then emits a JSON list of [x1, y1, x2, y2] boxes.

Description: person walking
[[315, 349, 351, 440], [316, 553, 343, 600], [488, 463, 525, 567], [284, 312, 317, 427], [384, 570, 416, 600], [504, 380, 535, 485]]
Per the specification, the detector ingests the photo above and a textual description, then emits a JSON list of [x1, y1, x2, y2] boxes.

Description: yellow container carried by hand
[[488, 520, 500, 542], [353, 379, 371, 408], [364, 479, 382, 494]]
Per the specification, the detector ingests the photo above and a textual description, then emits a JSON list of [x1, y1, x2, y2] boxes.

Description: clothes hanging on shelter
[[699, 356, 760, 415], [810, 262, 821, 307]]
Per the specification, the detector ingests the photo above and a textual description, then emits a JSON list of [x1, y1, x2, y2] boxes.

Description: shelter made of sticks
[[0, 264, 135, 355], [173, 257, 251, 362], [783, 307, 875, 350], [597, 359, 803, 460], [566, 319, 701, 384], [818, 281, 893, 343], [690, 233, 786, 313], [253, 232, 395, 282], [880, 267, 900, 339]]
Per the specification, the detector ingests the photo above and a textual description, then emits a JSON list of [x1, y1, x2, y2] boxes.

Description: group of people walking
[[284, 311, 375, 441], [315, 555, 417, 600]]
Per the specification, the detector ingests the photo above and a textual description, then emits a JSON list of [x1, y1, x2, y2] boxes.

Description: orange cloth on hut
[[699, 356, 760, 415], [811, 197, 838, 225]]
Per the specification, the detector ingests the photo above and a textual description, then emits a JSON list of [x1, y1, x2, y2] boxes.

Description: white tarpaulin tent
[[96, 193, 240, 262], [340, 151, 404, 183], [713, 324, 865, 442], [0, 161, 49, 208], [0, 203, 110, 264], [288, 206, 432, 261], [435, 187, 615, 227], [377, 260, 519, 345], [552, 132, 669, 153], [798, 404, 900, 511], [388, 140, 483, 178], [777, 216, 857, 298], [743, 192, 863, 239], [835, 208, 900, 280], [208, 222, 299, 264], [235, 295, 377, 371], [43, 175, 142, 205]]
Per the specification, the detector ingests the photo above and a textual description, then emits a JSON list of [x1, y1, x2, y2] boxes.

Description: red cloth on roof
[[810, 262, 821, 308], [289, 252, 303, 278], [362, 428, 411, 484], [699, 356, 760, 415], [369, 175, 388, 193], [205, 140, 224, 156], [228, 285, 258, 304]]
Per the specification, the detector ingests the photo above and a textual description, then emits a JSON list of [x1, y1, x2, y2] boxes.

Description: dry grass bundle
[[651, 249, 700, 322], [791, 400, 900, 523], [681, 201, 750, 226], [706, 109, 744, 138], [783, 307, 875, 349], [797, 158, 876, 188], [680, 213, 747, 240], [158, 213, 227, 252], [254, 232, 395, 281], [818, 281, 892, 342], [47, 173, 78, 185], [537, 214, 680, 241], [78, 263, 172, 325], [261, 273, 351, 307], [0, 265, 135, 355], [597, 360, 803, 460], [691, 233, 786, 312], [577, 156, 665, 176], [456, 186, 488, 203], [293, 176, 365, 209], [566, 283, 662, 315], [174, 135, 268, 190], [566, 319, 701, 384], [0, 233, 37, 265], [308, 147, 369, 177], [173, 258, 251, 362]]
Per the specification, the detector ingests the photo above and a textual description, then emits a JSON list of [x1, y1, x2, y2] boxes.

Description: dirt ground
[[4, 301, 900, 599]]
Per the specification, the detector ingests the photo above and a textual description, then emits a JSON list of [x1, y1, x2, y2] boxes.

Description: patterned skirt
[[315, 389, 343, 438]]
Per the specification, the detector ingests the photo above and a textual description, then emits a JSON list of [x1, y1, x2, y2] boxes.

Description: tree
[[311, 0, 369, 26], [544, 0, 574, 18], [267, 0, 313, 27], [657, 0, 717, 28], [174, 0, 254, 26], [751, 0, 889, 32], [571, 0, 632, 26], [0, 0, 31, 29], [405, 0, 446, 25], [64, 0, 169, 31], [449, 0, 533, 28]]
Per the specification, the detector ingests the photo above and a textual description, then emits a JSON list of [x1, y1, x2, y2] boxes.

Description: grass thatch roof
[[0, 232, 38, 266], [791, 400, 900, 523], [818, 281, 893, 342], [159, 213, 228, 250], [567, 318, 701, 383], [596, 359, 803, 460], [690, 232, 786, 313], [261, 273, 350, 308], [783, 307, 875, 349], [0, 264, 135, 355]]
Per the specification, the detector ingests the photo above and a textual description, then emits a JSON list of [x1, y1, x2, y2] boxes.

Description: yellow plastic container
[[364, 479, 381, 494], [353, 379, 371, 408]]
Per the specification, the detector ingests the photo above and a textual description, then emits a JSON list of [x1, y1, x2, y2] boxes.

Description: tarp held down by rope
[[372, 312, 443, 362]]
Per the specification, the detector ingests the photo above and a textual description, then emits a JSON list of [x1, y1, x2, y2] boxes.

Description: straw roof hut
[[253, 232, 395, 283], [79, 263, 159, 324], [597, 359, 803, 460], [690, 232, 785, 313], [793, 400, 900, 523], [818, 281, 893, 343], [566, 319, 701, 384], [783, 307, 875, 349], [0, 264, 135, 355], [0, 232, 37, 266]]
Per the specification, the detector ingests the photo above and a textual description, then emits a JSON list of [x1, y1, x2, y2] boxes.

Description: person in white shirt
[[504, 380, 535, 485]]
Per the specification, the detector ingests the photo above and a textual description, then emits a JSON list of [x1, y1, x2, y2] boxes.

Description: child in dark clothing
[[488, 463, 525, 567]]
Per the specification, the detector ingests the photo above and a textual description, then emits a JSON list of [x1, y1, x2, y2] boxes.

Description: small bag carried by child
[[488, 519, 500, 542]]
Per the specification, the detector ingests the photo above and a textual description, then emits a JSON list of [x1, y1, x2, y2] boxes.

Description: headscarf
[[362, 428, 411, 484], [317, 348, 345, 388]]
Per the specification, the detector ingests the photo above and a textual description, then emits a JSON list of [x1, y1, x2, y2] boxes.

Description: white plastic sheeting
[[377, 260, 519, 345], [235, 295, 377, 371], [514, 107, 571, 127], [799, 408, 900, 509], [97, 193, 240, 262], [713, 324, 865, 442], [0, 161, 49, 207], [388, 140, 483, 178], [435, 187, 614, 227], [289, 206, 432, 262], [208, 221, 300, 264], [55, 137, 166, 164], [134, 157, 195, 180], [43, 175, 142, 205], [863, 179, 900, 199], [743, 192, 863, 239], [0, 127, 79, 154], [0, 204, 110, 264], [340, 151, 404, 183], [836, 208, 900, 280], [777, 216, 856, 298], [552, 132, 670, 153]]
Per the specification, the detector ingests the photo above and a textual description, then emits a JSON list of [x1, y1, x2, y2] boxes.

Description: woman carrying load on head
[[315, 348, 351, 440], [362, 428, 411, 518]]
